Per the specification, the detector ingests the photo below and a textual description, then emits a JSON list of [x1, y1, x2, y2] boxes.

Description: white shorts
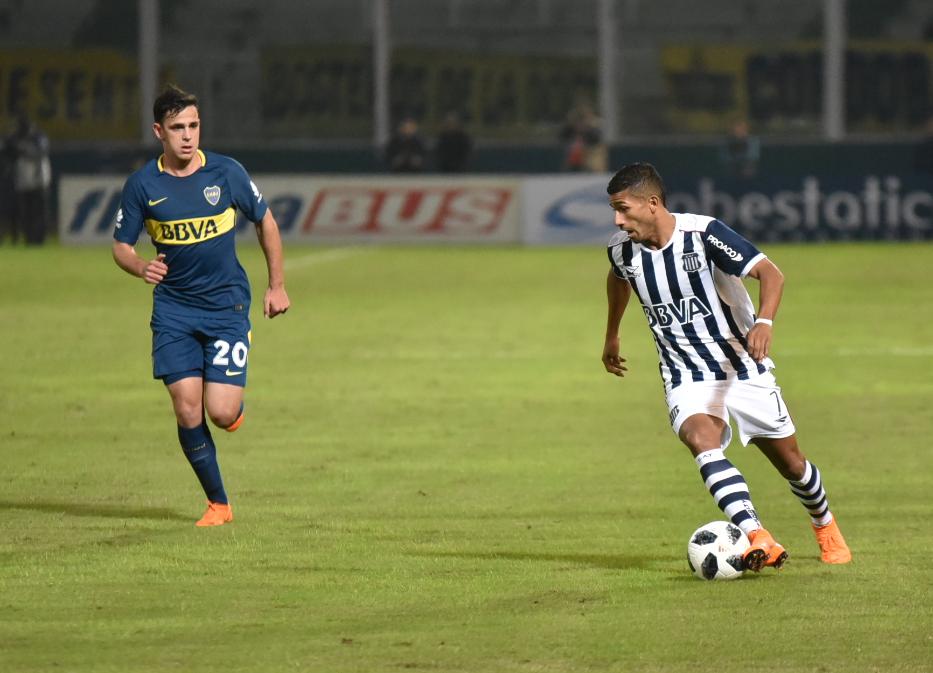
[[665, 371, 796, 450]]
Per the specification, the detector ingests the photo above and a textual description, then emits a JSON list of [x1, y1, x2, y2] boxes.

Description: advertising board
[[522, 175, 933, 244], [60, 175, 523, 244], [60, 173, 932, 245]]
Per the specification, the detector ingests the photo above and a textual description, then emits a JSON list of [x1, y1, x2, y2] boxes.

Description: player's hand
[[264, 286, 290, 318], [143, 253, 167, 285], [746, 323, 772, 362], [602, 337, 628, 377]]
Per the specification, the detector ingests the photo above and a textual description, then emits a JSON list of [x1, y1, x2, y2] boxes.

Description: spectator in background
[[0, 122, 15, 243], [912, 115, 933, 175], [435, 111, 472, 173], [385, 116, 427, 172], [560, 102, 607, 173], [721, 118, 760, 179], [7, 113, 52, 245]]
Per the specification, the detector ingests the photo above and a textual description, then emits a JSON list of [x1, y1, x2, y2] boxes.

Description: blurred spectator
[[560, 102, 607, 172], [434, 111, 473, 173], [912, 115, 933, 175], [0, 122, 15, 243], [720, 119, 760, 179], [385, 116, 427, 172], [7, 113, 52, 245]]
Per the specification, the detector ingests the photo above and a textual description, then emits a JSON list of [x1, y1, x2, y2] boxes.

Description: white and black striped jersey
[[607, 213, 772, 391]]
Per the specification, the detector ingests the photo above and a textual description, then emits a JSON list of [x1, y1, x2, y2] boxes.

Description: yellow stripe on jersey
[[146, 207, 235, 245]]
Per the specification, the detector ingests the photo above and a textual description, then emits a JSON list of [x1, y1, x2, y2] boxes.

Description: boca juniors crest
[[203, 185, 221, 206], [682, 251, 702, 273]]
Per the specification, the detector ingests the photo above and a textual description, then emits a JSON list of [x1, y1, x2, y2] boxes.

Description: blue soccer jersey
[[113, 150, 268, 313], [607, 214, 772, 391]]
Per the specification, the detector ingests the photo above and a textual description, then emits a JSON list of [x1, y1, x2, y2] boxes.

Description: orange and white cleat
[[743, 527, 788, 572], [812, 517, 851, 564], [195, 501, 233, 527]]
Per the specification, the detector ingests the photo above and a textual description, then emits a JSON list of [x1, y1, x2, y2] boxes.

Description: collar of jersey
[[642, 216, 681, 253], [157, 149, 207, 174]]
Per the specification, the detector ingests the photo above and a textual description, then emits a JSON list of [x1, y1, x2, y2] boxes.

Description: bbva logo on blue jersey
[[158, 219, 220, 241], [642, 296, 712, 327]]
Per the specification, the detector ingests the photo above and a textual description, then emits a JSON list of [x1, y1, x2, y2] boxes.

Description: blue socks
[[178, 422, 228, 504]]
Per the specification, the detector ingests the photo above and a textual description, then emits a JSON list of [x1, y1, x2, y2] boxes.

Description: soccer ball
[[687, 520, 749, 581]]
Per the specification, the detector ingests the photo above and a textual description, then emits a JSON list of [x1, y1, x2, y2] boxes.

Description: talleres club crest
[[203, 185, 221, 206], [682, 251, 702, 273]]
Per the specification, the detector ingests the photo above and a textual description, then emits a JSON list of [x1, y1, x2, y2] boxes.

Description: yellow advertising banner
[[0, 49, 138, 140], [261, 46, 595, 139], [663, 41, 933, 134]]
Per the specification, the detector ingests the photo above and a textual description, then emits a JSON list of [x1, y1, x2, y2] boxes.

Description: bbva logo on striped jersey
[[705, 234, 744, 262], [642, 296, 712, 327]]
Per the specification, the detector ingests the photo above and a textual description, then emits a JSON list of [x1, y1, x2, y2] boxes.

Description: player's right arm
[[603, 270, 631, 377], [111, 174, 168, 284], [112, 243, 167, 285]]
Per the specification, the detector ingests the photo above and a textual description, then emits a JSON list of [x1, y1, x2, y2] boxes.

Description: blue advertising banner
[[523, 175, 933, 244]]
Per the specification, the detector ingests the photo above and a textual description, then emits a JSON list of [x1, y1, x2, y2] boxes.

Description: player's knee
[[206, 404, 241, 430], [680, 425, 723, 453], [678, 414, 727, 454], [756, 437, 807, 480], [173, 401, 203, 427], [778, 455, 807, 481], [681, 431, 713, 453], [207, 409, 234, 429]]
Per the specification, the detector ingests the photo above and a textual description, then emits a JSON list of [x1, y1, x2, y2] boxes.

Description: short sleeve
[[607, 246, 626, 279], [113, 176, 145, 245], [702, 219, 765, 277], [607, 230, 630, 279], [226, 159, 268, 224]]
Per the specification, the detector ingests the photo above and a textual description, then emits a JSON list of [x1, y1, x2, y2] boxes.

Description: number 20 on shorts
[[212, 339, 248, 368]]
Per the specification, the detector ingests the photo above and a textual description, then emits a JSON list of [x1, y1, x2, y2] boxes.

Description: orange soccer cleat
[[812, 517, 852, 564], [195, 501, 233, 527], [743, 527, 788, 572]]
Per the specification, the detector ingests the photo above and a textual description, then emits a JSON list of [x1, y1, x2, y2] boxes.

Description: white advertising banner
[[60, 175, 523, 244], [521, 174, 615, 245], [59, 175, 127, 245]]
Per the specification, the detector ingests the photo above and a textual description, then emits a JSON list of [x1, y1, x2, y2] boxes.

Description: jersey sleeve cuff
[[254, 201, 269, 224], [740, 252, 766, 277]]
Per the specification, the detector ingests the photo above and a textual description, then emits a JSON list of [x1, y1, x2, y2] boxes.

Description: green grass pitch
[[1, 242, 931, 672]]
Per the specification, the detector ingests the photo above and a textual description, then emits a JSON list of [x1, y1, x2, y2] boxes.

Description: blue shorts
[[151, 306, 251, 387]]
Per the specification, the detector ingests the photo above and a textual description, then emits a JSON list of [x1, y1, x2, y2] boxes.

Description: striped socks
[[695, 449, 761, 536], [789, 460, 833, 527]]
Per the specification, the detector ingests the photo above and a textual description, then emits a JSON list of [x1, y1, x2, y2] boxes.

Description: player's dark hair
[[153, 85, 198, 124], [606, 162, 667, 206]]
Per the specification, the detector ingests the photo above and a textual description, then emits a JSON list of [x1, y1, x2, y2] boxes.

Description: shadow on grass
[[411, 549, 669, 570], [0, 498, 189, 521], [418, 550, 771, 584]]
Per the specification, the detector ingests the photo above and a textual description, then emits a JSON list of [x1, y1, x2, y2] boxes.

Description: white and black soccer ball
[[687, 520, 750, 581]]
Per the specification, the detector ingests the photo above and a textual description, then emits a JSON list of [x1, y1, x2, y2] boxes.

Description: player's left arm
[[745, 258, 784, 363], [255, 208, 290, 318]]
